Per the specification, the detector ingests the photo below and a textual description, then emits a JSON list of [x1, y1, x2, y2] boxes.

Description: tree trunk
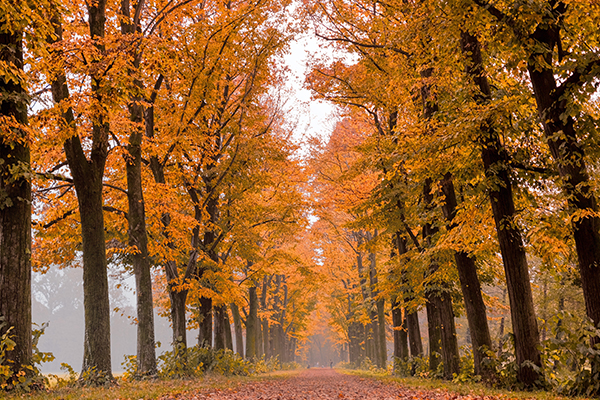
[[376, 298, 386, 368], [440, 173, 493, 378], [231, 303, 244, 358], [198, 297, 212, 347], [422, 178, 459, 379], [261, 319, 270, 358], [460, 30, 542, 386], [198, 192, 219, 348], [526, 23, 600, 343], [392, 298, 409, 362], [0, 27, 32, 376], [119, 0, 156, 377], [224, 311, 233, 351], [260, 276, 271, 358], [246, 285, 258, 359], [126, 124, 156, 376], [214, 304, 226, 350], [407, 311, 423, 358], [49, 3, 114, 381], [395, 234, 423, 359], [425, 294, 442, 372], [169, 283, 188, 355], [437, 289, 460, 379]]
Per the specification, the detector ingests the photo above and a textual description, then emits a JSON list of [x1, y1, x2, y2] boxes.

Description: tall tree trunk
[[392, 298, 408, 364], [391, 234, 409, 367], [440, 173, 493, 378], [125, 121, 156, 376], [119, 0, 156, 377], [421, 178, 460, 379], [437, 289, 460, 379], [198, 297, 212, 347], [425, 295, 442, 372], [376, 298, 386, 368], [260, 276, 271, 358], [198, 191, 219, 347], [169, 282, 188, 354], [395, 233, 424, 359], [231, 303, 244, 358], [407, 311, 423, 358], [368, 247, 386, 369], [460, 30, 542, 386], [214, 304, 226, 350], [0, 26, 32, 376], [526, 21, 600, 344], [50, 4, 113, 378], [224, 311, 233, 351], [246, 285, 258, 358]]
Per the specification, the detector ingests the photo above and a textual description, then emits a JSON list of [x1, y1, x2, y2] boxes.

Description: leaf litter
[[158, 369, 506, 400]]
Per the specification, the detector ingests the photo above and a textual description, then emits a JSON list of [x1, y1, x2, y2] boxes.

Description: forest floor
[[5, 368, 590, 400], [155, 368, 573, 400]]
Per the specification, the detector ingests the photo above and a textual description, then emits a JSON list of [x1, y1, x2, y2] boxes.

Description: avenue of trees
[[303, 0, 600, 394], [2, 0, 319, 387], [2, 0, 600, 396]]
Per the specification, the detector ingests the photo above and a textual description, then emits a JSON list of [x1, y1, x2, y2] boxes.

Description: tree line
[[2, 0, 600, 396], [303, 0, 600, 394], [1, 0, 319, 388]]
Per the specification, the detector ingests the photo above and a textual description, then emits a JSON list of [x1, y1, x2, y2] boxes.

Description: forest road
[[160, 368, 489, 399]]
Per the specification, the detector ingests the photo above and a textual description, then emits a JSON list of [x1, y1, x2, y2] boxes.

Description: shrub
[[249, 355, 280, 374], [541, 312, 600, 397], [156, 345, 250, 378], [393, 355, 429, 378], [0, 318, 53, 392]]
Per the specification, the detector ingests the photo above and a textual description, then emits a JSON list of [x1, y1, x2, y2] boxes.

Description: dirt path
[[161, 368, 492, 399]]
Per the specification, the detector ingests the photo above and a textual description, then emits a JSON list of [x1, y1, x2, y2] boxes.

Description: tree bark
[[231, 303, 244, 358], [260, 276, 271, 358], [425, 295, 442, 372], [49, 4, 114, 379], [440, 173, 493, 378], [198, 297, 212, 347], [526, 20, 600, 344], [119, 0, 156, 377], [460, 30, 542, 386], [169, 282, 188, 354], [392, 298, 409, 362], [0, 26, 32, 376], [421, 178, 460, 379], [214, 304, 226, 350], [246, 285, 258, 358], [407, 310, 423, 358]]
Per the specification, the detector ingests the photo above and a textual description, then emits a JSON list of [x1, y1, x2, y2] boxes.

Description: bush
[[48, 363, 78, 388], [0, 318, 54, 392], [541, 312, 600, 397], [249, 355, 280, 374], [393, 355, 429, 378], [155, 344, 250, 378], [281, 361, 302, 370]]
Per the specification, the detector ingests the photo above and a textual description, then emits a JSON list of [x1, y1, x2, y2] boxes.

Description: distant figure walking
[[330, 360, 333, 369]]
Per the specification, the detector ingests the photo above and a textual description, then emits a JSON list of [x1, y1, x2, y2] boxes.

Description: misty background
[[32, 265, 177, 374]]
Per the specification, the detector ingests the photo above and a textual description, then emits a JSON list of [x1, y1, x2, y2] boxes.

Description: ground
[[158, 369, 492, 400]]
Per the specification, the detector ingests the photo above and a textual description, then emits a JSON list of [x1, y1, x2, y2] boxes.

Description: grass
[[4, 370, 302, 400], [339, 369, 594, 400]]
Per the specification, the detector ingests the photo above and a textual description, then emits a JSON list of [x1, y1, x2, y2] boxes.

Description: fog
[[32, 266, 178, 374]]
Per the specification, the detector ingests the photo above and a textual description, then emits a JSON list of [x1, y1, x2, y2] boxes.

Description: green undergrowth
[[339, 369, 594, 400], [3, 369, 302, 400]]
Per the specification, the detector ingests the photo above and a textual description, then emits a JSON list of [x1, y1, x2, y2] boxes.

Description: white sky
[[282, 31, 340, 153]]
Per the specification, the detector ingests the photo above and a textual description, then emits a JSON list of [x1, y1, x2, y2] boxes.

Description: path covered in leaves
[[162, 369, 496, 400]]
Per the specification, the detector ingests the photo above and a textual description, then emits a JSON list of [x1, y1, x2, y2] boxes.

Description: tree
[[0, 1, 32, 381]]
